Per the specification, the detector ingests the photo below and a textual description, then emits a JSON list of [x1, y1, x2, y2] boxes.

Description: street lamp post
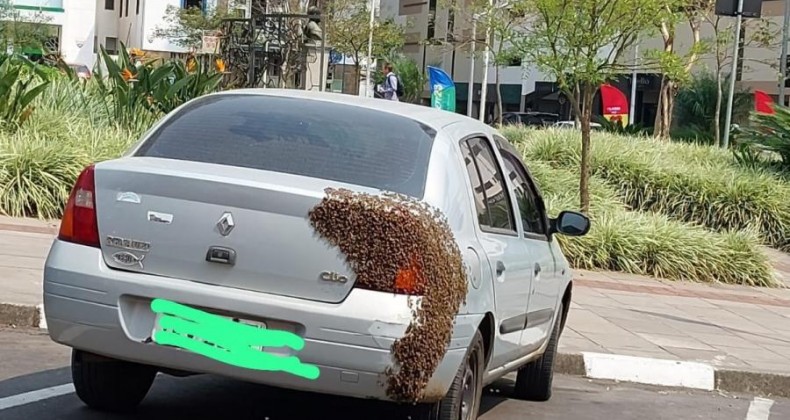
[[722, 0, 744, 149], [629, 41, 639, 126]]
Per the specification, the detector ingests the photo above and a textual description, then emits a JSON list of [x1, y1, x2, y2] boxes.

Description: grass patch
[[0, 88, 779, 286], [504, 127, 790, 252], [0, 111, 139, 219], [520, 158, 777, 287]]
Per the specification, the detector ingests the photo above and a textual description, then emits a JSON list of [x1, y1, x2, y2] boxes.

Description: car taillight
[[354, 256, 425, 295], [58, 165, 100, 247]]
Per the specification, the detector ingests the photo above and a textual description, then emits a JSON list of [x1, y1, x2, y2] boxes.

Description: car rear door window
[[460, 137, 516, 233], [493, 135, 548, 238], [501, 150, 546, 236], [135, 94, 436, 199]]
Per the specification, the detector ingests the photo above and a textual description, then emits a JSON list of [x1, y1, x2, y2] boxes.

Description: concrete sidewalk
[[0, 217, 57, 326], [2, 216, 790, 397]]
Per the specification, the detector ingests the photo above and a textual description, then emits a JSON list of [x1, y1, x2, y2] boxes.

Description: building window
[[93, 36, 97, 53], [427, 0, 437, 40], [105, 0, 114, 10], [184, 0, 203, 10], [507, 57, 522, 67], [136, 0, 140, 14], [106, 37, 118, 55], [125, 0, 129, 16], [119, 0, 122, 17]]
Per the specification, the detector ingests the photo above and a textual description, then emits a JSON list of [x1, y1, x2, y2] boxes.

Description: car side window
[[500, 150, 546, 236], [460, 137, 516, 233]]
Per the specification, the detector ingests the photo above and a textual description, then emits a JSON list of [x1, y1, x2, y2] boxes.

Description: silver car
[[43, 89, 590, 419]]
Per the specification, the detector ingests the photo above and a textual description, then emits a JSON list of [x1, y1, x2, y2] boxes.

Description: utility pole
[[364, 0, 375, 98], [780, 0, 790, 106], [467, 18, 476, 118], [478, 0, 493, 122], [722, 0, 744, 149]]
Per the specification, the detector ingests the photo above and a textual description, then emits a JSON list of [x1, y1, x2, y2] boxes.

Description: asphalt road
[[0, 327, 787, 420]]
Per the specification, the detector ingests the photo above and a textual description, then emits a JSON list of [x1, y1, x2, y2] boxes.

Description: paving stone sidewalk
[[562, 263, 790, 376], [0, 216, 57, 309], [2, 216, 790, 380]]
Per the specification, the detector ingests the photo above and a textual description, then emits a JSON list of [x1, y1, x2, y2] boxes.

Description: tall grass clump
[[522, 161, 777, 287], [0, 132, 89, 219], [506, 128, 790, 252], [0, 101, 141, 219]]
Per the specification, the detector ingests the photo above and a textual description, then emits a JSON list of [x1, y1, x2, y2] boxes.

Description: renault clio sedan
[[43, 89, 590, 420]]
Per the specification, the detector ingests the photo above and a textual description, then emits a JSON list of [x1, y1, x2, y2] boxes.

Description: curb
[[0, 303, 45, 329], [556, 352, 790, 399], [3, 306, 789, 400]]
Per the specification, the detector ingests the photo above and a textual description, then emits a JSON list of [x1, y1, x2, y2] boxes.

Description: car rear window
[[135, 94, 437, 199]]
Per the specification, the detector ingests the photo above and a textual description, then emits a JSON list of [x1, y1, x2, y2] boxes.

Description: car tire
[[513, 303, 563, 402], [71, 349, 157, 412], [411, 329, 485, 420]]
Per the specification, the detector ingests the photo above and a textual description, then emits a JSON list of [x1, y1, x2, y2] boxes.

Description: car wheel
[[411, 329, 485, 420], [513, 303, 563, 402], [71, 349, 157, 412]]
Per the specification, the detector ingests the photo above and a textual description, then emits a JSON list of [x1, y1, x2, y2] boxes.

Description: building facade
[[8, 0, 96, 66], [381, 0, 788, 125], [6, 0, 217, 69]]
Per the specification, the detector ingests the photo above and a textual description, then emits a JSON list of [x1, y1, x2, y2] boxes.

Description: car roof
[[209, 88, 484, 134]]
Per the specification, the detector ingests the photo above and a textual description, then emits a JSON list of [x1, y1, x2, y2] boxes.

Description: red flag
[[600, 84, 629, 125], [754, 90, 775, 115]]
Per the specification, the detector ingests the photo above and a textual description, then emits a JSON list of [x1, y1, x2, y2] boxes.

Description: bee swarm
[[308, 188, 468, 402]]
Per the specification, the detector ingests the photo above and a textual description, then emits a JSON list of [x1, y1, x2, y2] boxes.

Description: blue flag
[[427, 66, 456, 112]]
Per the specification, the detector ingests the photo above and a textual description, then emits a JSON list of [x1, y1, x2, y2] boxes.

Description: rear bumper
[[43, 240, 480, 403]]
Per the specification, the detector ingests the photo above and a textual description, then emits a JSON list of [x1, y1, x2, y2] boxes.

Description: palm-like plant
[[0, 54, 50, 130], [93, 42, 224, 127]]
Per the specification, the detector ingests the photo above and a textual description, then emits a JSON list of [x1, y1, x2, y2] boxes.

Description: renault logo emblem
[[217, 212, 235, 237]]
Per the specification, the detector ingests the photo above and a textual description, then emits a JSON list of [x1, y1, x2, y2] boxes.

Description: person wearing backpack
[[378, 63, 404, 101]]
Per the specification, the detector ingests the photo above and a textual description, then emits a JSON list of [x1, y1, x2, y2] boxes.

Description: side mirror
[[550, 211, 591, 237]]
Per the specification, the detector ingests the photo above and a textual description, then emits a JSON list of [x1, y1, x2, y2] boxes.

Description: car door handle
[[534, 263, 542, 276], [496, 261, 506, 275]]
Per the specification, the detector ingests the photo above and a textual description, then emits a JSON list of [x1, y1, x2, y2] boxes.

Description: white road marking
[[745, 397, 774, 420], [582, 352, 715, 390], [0, 384, 75, 411]]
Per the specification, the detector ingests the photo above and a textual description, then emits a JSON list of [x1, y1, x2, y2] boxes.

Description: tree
[[647, 0, 711, 139], [443, 0, 530, 124], [0, 0, 55, 56], [512, 0, 663, 213], [152, 1, 238, 51], [326, 0, 405, 94], [702, 11, 778, 146]]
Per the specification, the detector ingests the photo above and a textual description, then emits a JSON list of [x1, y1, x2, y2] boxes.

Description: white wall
[[117, 0, 143, 50], [60, 0, 96, 67], [95, 0, 119, 54]]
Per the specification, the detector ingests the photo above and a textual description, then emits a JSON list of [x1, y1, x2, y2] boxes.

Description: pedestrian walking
[[377, 63, 403, 102]]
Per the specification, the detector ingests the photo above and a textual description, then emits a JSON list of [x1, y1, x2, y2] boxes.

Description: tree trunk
[[654, 19, 674, 139], [353, 62, 361, 96], [495, 66, 503, 125], [654, 76, 673, 139], [714, 70, 723, 147], [579, 83, 595, 214]]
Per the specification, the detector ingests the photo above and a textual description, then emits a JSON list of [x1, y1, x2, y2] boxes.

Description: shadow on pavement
[[0, 367, 70, 399], [1, 370, 520, 420]]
